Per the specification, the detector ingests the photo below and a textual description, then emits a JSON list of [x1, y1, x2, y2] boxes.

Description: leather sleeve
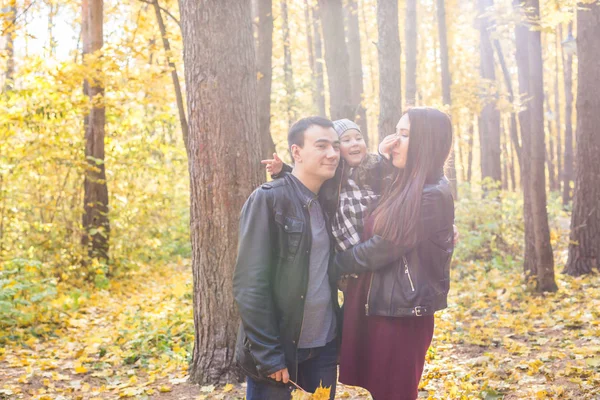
[[334, 187, 446, 276], [233, 188, 287, 377], [271, 162, 293, 179]]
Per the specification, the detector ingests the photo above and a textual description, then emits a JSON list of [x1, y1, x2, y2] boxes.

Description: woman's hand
[[261, 153, 284, 176], [378, 134, 400, 160]]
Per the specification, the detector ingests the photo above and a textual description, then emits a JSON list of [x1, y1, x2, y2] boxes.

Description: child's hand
[[261, 153, 284, 175], [378, 134, 400, 160]]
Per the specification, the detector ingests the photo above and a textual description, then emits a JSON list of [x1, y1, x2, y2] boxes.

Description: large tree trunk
[[256, 0, 276, 158], [319, 0, 353, 120], [281, 0, 296, 128], [523, 0, 557, 292], [514, 0, 537, 281], [181, 0, 263, 384], [477, 0, 501, 186], [345, 0, 369, 143], [405, 0, 417, 107], [561, 22, 574, 208], [437, 0, 457, 198], [377, 0, 402, 143], [3, 1, 16, 92], [312, 3, 327, 117], [82, 0, 110, 261], [152, 0, 189, 153], [564, 3, 600, 276]]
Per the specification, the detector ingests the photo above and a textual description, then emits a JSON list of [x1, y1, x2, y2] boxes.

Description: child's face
[[339, 129, 367, 167]]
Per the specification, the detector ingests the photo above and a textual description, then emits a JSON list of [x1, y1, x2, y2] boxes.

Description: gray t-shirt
[[293, 177, 337, 349]]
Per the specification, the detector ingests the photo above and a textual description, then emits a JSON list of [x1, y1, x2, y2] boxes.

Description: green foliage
[[0, 259, 58, 331]]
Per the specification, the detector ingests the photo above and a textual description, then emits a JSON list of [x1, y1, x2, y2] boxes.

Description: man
[[233, 116, 341, 400]]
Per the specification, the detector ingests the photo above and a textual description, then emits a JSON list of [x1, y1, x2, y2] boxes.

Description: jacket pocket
[[275, 213, 304, 257]]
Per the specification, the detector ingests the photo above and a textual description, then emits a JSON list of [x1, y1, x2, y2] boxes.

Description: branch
[[1, 0, 39, 36], [138, 0, 180, 28]]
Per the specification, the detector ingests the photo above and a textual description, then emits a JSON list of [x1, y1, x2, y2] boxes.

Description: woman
[[335, 107, 455, 400]]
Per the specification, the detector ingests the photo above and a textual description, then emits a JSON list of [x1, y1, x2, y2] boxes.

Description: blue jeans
[[246, 339, 338, 400]]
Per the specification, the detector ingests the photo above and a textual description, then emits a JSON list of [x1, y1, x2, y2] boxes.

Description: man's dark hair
[[288, 116, 334, 150]]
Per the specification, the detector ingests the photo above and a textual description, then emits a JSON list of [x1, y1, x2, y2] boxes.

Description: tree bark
[[477, 0, 501, 186], [377, 0, 402, 143], [467, 119, 474, 183], [312, 3, 327, 117], [565, 2, 600, 276], [281, 0, 296, 128], [181, 0, 263, 383], [522, 0, 557, 291], [256, 0, 276, 158], [82, 0, 110, 261], [405, 0, 417, 107], [152, 0, 189, 153], [319, 0, 353, 120], [345, 0, 368, 143], [561, 22, 574, 207]]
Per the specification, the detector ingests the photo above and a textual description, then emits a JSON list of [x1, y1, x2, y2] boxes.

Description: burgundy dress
[[339, 220, 435, 400]]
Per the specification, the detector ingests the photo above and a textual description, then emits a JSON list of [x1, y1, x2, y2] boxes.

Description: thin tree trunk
[[545, 93, 557, 192], [554, 32, 562, 194], [256, 0, 276, 158], [405, 0, 417, 107], [494, 39, 522, 171], [281, 0, 296, 128], [181, 0, 262, 384], [304, 0, 319, 115], [319, 0, 353, 120], [562, 22, 574, 207], [501, 119, 509, 191], [377, 0, 402, 142], [345, 0, 368, 143], [152, 0, 189, 153], [82, 0, 110, 260], [437, 0, 457, 198], [3, 1, 16, 92], [360, 0, 377, 106], [477, 0, 502, 186], [523, 0, 557, 292], [564, 3, 600, 276], [467, 119, 474, 183], [312, 3, 327, 117]]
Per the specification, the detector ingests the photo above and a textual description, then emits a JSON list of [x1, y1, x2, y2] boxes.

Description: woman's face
[[391, 114, 410, 169], [339, 129, 367, 167]]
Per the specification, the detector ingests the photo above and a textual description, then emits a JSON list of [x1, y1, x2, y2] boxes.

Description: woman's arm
[[334, 186, 451, 276]]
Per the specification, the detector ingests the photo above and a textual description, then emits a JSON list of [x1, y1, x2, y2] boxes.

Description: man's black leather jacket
[[334, 176, 455, 317], [233, 174, 340, 383]]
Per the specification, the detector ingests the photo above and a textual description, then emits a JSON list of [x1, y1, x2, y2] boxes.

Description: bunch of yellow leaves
[[291, 384, 331, 399]]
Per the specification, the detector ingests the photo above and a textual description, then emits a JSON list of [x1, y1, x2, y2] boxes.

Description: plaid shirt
[[331, 171, 380, 251]]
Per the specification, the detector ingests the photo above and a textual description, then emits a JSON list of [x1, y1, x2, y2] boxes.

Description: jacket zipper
[[365, 272, 374, 316], [295, 198, 313, 382], [404, 256, 415, 292]]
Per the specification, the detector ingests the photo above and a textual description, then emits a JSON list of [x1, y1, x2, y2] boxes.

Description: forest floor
[[1, 254, 600, 400]]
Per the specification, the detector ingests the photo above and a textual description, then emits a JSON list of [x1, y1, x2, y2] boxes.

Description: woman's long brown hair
[[372, 107, 453, 247]]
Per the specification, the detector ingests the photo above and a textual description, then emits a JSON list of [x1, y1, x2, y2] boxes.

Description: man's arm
[[233, 188, 287, 377]]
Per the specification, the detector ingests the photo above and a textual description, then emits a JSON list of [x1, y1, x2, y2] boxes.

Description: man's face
[[292, 125, 340, 181]]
